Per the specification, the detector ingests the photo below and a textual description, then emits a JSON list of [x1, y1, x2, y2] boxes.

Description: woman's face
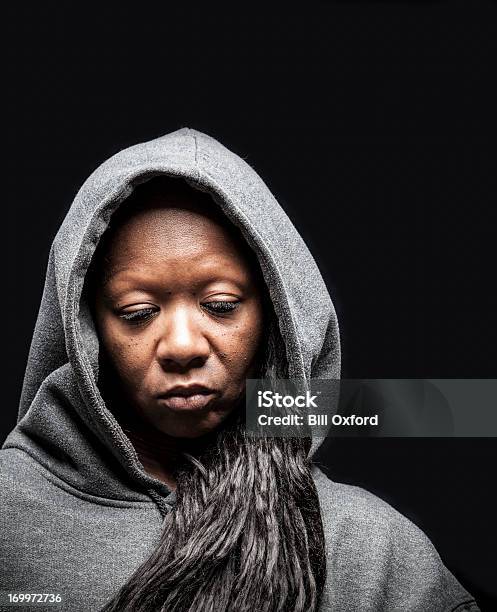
[[93, 196, 264, 438]]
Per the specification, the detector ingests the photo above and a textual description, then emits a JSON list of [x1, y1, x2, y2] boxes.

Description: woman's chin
[[149, 411, 232, 439]]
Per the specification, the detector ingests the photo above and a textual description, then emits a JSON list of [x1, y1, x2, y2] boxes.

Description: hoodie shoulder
[[312, 466, 480, 612]]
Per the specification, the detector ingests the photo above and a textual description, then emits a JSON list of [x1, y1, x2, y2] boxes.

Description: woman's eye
[[202, 301, 240, 315], [119, 307, 158, 324]]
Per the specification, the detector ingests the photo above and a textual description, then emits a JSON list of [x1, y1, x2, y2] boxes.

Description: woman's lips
[[157, 393, 217, 411]]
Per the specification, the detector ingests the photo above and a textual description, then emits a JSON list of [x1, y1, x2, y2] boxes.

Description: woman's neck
[[122, 422, 181, 490], [117, 404, 214, 491]]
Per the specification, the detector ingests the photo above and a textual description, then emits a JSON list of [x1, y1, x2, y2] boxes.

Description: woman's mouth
[[156, 385, 218, 411], [157, 393, 217, 411]]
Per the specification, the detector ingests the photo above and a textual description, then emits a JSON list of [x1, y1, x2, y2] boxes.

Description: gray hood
[[4, 127, 340, 510]]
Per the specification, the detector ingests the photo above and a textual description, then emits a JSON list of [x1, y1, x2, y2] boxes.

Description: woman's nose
[[156, 306, 210, 368]]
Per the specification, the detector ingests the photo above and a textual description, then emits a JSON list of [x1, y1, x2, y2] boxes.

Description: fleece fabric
[[0, 127, 479, 611]]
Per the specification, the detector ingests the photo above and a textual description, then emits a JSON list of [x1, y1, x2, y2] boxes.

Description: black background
[[4, 2, 497, 609]]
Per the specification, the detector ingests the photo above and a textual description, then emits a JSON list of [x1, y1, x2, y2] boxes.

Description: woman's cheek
[[231, 315, 263, 373], [105, 329, 150, 381]]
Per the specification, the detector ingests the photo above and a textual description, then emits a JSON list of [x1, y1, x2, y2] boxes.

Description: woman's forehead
[[106, 202, 248, 263], [91, 180, 263, 287]]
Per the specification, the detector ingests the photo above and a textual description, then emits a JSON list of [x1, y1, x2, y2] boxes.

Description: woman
[[0, 128, 479, 611]]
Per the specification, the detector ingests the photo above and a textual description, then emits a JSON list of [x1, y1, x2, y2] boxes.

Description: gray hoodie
[[0, 128, 479, 612]]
